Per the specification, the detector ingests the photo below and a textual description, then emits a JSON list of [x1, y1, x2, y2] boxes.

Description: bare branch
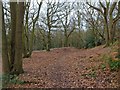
[[113, 1, 120, 23], [86, 2, 103, 15], [109, 2, 117, 15]]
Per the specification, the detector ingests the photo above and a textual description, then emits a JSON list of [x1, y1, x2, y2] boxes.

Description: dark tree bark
[[1, 1, 10, 74], [117, 1, 120, 88], [10, 2, 16, 70], [12, 2, 25, 74], [117, 1, 120, 57]]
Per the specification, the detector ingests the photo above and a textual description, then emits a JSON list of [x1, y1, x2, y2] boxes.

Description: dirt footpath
[[8, 46, 119, 88]]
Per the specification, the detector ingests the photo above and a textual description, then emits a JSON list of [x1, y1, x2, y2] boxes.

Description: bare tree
[[82, 3, 105, 45], [29, 0, 43, 55], [40, 1, 65, 51], [87, 0, 120, 46], [57, 2, 75, 47], [23, 1, 31, 58]]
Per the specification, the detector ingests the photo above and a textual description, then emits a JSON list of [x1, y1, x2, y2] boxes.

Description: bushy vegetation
[[100, 40, 120, 71], [108, 58, 120, 71], [33, 28, 104, 50], [2, 74, 25, 87]]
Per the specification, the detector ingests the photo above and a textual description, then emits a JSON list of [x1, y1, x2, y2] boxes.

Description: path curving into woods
[[7, 46, 119, 88]]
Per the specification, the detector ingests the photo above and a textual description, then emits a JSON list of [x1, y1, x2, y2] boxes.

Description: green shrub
[[9, 75, 24, 84], [2, 74, 25, 87], [101, 54, 120, 71], [108, 57, 120, 71]]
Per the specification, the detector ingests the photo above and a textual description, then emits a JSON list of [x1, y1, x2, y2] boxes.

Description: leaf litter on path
[[7, 46, 119, 88]]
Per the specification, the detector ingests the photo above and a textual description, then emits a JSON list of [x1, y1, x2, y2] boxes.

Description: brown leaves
[[7, 46, 118, 88], [110, 52, 119, 61]]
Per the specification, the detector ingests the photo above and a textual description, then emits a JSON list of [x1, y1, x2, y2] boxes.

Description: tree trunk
[[1, 1, 10, 74], [118, 21, 120, 87], [46, 7, 51, 51], [23, 26, 27, 57], [29, 1, 43, 55], [109, 15, 114, 44], [117, 1, 120, 87], [46, 30, 51, 51], [64, 29, 68, 47], [29, 22, 35, 56], [104, 17, 110, 46], [12, 2, 25, 74], [64, 36, 68, 47], [23, 3, 30, 58], [118, 3, 120, 56], [10, 2, 16, 70]]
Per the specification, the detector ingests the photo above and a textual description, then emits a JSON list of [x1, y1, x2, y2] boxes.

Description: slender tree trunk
[[117, 1, 120, 87], [29, 1, 43, 55], [118, 26, 120, 55], [46, 29, 51, 51], [2, 1, 10, 74], [64, 29, 68, 47], [46, 7, 51, 51], [64, 36, 68, 47], [29, 22, 35, 56], [23, 3, 30, 58], [118, 21, 120, 87], [109, 15, 114, 44], [104, 17, 110, 46], [42, 34, 46, 50], [1, 2, 10, 86], [12, 2, 25, 74], [23, 26, 27, 57]]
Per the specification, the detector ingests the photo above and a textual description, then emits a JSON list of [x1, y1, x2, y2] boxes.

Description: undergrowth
[[100, 41, 120, 71], [2, 74, 25, 87], [108, 57, 120, 71]]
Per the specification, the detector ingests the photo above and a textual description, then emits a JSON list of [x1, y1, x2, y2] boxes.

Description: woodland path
[[8, 46, 119, 88]]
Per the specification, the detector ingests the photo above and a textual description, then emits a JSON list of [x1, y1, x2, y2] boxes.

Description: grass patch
[[101, 54, 120, 71], [87, 71, 96, 78], [101, 63, 106, 71], [101, 54, 110, 63], [81, 69, 97, 79]]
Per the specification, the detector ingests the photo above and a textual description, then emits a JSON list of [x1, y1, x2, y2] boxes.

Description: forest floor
[[7, 45, 119, 88]]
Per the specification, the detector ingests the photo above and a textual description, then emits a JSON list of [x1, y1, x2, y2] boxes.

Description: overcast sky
[[3, 0, 119, 3]]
